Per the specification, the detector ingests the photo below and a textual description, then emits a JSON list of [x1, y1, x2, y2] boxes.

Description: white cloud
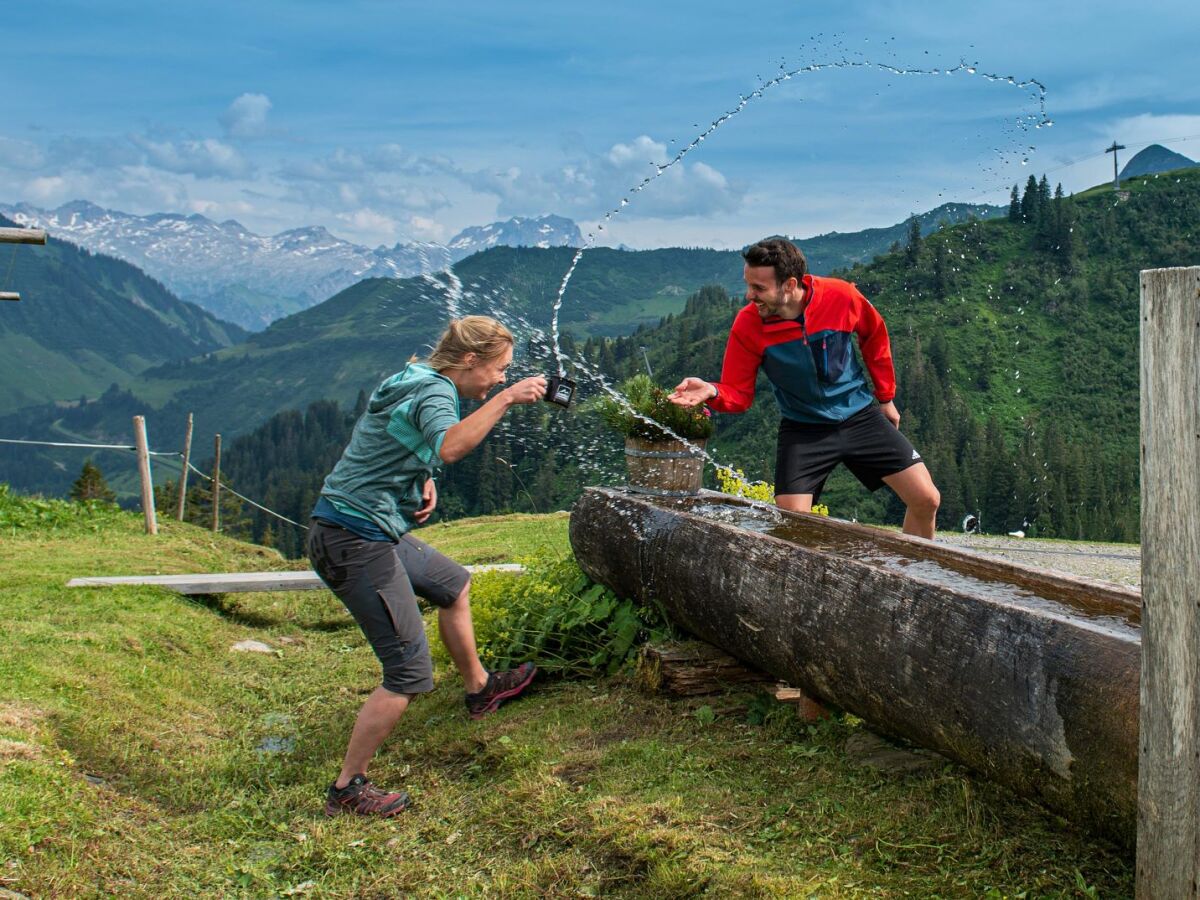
[[332, 208, 400, 242], [221, 93, 272, 140], [408, 215, 447, 242], [463, 134, 744, 220], [275, 145, 453, 215], [1101, 113, 1200, 150], [131, 136, 252, 179], [0, 136, 46, 170], [24, 175, 68, 203]]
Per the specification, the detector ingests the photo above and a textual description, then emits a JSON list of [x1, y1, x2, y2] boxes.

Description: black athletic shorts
[[774, 404, 923, 500], [306, 520, 470, 695]]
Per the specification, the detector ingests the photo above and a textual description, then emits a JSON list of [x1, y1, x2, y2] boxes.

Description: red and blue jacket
[[708, 274, 895, 424]]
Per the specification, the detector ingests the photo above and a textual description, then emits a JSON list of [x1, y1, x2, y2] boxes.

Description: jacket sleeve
[[852, 286, 896, 403], [708, 314, 761, 414]]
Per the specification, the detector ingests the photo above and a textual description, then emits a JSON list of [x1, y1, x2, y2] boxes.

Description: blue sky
[[3, 0, 1198, 249]]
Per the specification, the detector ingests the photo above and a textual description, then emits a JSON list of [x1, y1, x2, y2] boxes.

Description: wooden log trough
[[569, 487, 1141, 847]]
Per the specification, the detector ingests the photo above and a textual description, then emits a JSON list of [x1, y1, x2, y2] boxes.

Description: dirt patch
[[581, 707, 672, 748], [0, 738, 42, 761], [552, 756, 599, 787], [0, 703, 47, 731]]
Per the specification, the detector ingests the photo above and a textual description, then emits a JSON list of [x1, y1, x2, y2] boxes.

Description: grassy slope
[[1, 503, 1132, 898]]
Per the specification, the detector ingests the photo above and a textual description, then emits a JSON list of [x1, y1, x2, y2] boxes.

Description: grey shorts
[[306, 520, 470, 695]]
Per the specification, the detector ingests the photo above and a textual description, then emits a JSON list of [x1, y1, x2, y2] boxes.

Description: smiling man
[[669, 237, 940, 538]]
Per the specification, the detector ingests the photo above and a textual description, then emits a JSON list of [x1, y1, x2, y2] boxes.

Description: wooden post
[[176, 413, 193, 521], [0, 227, 47, 244], [211, 434, 222, 533], [132, 416, 157, 536], [1137, 266, 1200, 898]]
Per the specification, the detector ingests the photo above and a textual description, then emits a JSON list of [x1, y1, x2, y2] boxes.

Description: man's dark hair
[[743, 238, 808, 285]]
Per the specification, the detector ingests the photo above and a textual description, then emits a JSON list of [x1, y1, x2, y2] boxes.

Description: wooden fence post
[[176, 413, 193, 521], [212, 434, 221, 533], [132, 415, 157, 536], [1137, 266, 1200, 898]]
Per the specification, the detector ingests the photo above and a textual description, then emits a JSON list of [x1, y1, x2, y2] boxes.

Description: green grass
[[1, 494, 1133, 897]]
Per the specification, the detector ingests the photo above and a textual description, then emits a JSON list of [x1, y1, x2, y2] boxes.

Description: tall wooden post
[[1137, 266, 1200, 898], [176, 413, 193, 521], [211, 434, 222, 533], [132, 416, 158, 536]]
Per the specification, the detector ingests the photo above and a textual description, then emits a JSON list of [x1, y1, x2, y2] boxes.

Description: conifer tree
[[903, 216, 922, 267], [1008, 184, 1021, 222], [1020, 175, 1040, 222], [70, 459, 116, 503]]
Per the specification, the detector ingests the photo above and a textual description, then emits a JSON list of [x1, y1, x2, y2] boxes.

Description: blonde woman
[[308, 316, 546, 817]]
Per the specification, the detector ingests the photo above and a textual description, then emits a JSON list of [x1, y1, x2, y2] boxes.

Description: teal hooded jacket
[[319, 363, 460, 540]]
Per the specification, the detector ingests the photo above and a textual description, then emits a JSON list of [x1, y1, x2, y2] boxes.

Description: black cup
[[544, 375, 576, 408]]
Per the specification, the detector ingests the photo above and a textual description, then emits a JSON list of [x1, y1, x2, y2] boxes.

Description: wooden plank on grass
[[66, 564, 525, 595]]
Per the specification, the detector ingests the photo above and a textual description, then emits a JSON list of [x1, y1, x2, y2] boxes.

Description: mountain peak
[[1120, 144, 1198, 180], [447, 215, 581, 253]]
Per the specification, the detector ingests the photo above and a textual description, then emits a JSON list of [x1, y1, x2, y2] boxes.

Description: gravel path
[[935, 533, 1141, 589]]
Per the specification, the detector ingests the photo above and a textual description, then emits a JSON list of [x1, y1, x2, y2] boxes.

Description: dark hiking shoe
[[324, 774, 410, 818], [465, 662, 537, 720]]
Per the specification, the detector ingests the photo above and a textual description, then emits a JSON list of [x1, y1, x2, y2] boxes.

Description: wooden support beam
[[637, 641, 773, 696], [1136, 266, 1200, 897], [0, 227, 47, 244]]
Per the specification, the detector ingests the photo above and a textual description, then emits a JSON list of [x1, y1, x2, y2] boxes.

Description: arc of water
[[548, 55, 1051, 377]]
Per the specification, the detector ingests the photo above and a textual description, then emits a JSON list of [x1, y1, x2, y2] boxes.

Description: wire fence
[[0, 434, 308, 531]]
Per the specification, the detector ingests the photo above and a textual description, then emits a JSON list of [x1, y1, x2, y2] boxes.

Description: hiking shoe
[[324, 774, 410, 818], [465, 662, 537, 720]]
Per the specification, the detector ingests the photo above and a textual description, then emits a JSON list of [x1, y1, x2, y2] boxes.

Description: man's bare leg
[[775, 493, 815, 513], [882, 463, 941, 539]]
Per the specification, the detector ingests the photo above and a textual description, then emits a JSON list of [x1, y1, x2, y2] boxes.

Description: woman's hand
[[505, 375, 548, 405], [413, 478, 437, 524]]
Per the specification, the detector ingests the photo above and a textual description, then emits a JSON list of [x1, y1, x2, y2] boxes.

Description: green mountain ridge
[[0, 214, 246, 414]]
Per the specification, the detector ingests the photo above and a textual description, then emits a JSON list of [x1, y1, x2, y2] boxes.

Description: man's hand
[[505, 375, 548, 406], [669, 377, 716, 408], [413, 478, 437, 524], [879, 400, 901, 429]]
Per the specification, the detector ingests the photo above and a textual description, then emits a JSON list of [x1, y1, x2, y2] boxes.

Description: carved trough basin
[[569, 487, 1141, 847]]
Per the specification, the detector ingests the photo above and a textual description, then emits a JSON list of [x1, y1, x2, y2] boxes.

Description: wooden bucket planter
[[624, 437, 707, 496]]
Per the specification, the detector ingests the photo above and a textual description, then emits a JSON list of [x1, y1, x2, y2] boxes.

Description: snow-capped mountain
[[0, 201, 581, 330], [448, 215, 581, 254]]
